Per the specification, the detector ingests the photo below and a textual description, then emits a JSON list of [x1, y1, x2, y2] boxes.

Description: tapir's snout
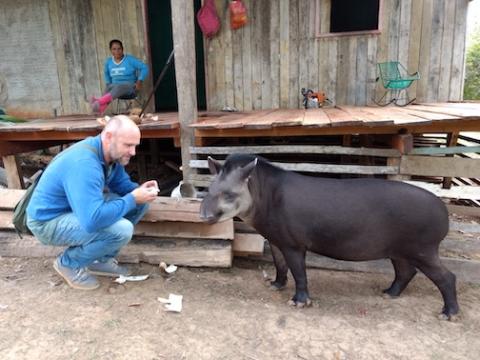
[[199, 210, 217, 224], [199, 197, 222, 224]]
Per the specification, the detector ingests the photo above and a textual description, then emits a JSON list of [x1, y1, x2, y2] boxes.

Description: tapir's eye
[[223, 191, 237, 202]]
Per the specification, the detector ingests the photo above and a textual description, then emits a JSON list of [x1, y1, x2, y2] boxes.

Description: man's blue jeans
[[27, 194, 148, 269]]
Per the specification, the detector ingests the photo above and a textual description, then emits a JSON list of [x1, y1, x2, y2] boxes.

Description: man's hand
[[135, 80, 142, 91], [131, 180, 159, 204], [142, 180, 159, 192]]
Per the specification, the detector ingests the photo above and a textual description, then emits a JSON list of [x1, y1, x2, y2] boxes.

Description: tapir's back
[[264, 171, 449, 260]]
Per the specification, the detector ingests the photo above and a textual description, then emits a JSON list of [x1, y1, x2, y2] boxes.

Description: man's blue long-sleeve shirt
[[104, 54, 149, 85], [27, 135, 138, 233]]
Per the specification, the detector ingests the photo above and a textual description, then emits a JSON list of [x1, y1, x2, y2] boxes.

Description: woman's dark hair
[[109, 39, 123, 50]]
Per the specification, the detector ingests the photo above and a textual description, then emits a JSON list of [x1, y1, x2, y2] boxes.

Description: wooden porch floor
[[0, 112, 180, 141], [192, 103, 480, 137], [1, 103, 480, 143]]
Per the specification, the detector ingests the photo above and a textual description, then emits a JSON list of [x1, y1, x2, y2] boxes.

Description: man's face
[[108, 130, 140, 166]]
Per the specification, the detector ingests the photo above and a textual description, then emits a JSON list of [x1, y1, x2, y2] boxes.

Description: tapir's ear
[[239, 158, 258, 180], [208, 156, 223, 175]]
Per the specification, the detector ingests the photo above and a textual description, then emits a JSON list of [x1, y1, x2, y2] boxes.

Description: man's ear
[[208, 156, 223, 175], [104, 130, 114, 143]]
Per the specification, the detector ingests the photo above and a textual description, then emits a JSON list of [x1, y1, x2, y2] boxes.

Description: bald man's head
[[101, 115, 141, 165], [102, 115, 140, 136]]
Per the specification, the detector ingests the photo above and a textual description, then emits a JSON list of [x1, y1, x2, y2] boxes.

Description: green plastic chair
[[373, 61, 420, 106]]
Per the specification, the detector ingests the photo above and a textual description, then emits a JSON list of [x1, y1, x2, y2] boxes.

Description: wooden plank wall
[[205, 0, 469, 111], [47, 0, 150, 115], [0, 0, 62, 118]]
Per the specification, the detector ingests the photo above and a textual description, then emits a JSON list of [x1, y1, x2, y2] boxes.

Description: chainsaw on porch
[[301, 88, 332, 109]]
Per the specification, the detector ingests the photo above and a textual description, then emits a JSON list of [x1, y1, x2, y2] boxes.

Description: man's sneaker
[[53, 257, 100, 290], [87, 258, 131, 277]]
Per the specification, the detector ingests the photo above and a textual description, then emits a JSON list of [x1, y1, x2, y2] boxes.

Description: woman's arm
[[131, 56, 149, 82]]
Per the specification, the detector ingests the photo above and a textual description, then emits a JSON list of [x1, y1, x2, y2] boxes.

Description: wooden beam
[[0, 128, 179, 142], [443, 131, 460, 189], [0, 233, 232, 268], [388, 133, 413, 180], [2, 155, 24, 189], [447, 205, 480, 218], [233, 233, 265, 256], [134, 220, 234, 240], [189, 145, 401, 157], [0, 189, 25, 209], [391, 133, 413, 154], [120, 237, 232, 267], [0, 131, 99, 141], [142, 197, 203, 222], [190, 159, 399, 175], [403, 181, 480, 201], [0, 140, 71, 157], [171, 0, 197, 181], [409, 145, 480, 155], [193, 119, 480, 138], [400, 155, 480, 178], [0, 195, 212, 224], [0, 211, 13, 229]]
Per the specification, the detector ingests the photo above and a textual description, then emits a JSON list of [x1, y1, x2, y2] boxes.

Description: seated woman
[[91, 39, 149, 114]]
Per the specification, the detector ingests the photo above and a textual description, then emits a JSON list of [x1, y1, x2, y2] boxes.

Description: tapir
[[200, 154, 459, 320]]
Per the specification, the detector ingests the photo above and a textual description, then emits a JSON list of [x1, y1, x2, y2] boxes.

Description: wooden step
[[0, 232, 232, 268]]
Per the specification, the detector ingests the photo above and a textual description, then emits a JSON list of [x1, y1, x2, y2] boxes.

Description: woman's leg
[[106, 84, 136, 100], [91, 84, 136, 114]]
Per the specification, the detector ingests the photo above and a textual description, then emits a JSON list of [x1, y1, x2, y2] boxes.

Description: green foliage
[[464, 28, 480, 100], [0, 114, 26, 124]]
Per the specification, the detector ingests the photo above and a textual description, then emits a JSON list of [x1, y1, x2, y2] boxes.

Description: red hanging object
[[229, 0, 247, 30], [197, 0, 221, 38]]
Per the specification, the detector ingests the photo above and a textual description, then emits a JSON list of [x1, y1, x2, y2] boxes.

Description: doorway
[[147, 0, 206, 111]]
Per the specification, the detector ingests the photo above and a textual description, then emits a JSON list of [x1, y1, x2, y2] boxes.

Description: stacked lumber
[[0, 189, 236, 268]]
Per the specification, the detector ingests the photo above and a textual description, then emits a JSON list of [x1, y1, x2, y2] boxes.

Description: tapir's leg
[[412, 255, 459, 320], [269, 243, 288, 290], [282, 247, 311, 308], [383, 258, 417, 297]]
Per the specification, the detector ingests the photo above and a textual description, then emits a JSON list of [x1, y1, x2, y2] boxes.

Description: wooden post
[[442, 131, 459, 189], [359, 135, 374, 169], [341, 135, 352, 178], [388, 133, 413, 180], [2, 155, 24, 189], [171, 0, 197, 182], [391, 133, 413, 155]]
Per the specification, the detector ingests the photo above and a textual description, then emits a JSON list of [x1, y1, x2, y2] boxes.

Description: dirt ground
[[1, 257, 479, 360]]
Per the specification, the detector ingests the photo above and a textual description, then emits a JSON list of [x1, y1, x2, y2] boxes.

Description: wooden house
[[205, 0, 469, 110], [0, 0, 472, 117]]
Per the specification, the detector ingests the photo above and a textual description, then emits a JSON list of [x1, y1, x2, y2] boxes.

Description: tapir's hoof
[[382, 287, 402, 298], [287, 298, 312, 308], [269, 281, 286, 291], [381, 292, 399, 300], [438, 312, 460, 322]]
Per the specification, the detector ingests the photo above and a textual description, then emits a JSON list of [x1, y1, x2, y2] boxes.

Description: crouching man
[[26, 115, 158, 290]]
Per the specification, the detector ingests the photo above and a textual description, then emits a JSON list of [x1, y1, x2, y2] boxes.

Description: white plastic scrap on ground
[[159, 262, 178, 274], [158, 294, 183, 313], [114, 274, 149, 284]]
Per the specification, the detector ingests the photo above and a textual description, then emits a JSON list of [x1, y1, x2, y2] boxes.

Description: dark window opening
[[330, 0, 380, 33]]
